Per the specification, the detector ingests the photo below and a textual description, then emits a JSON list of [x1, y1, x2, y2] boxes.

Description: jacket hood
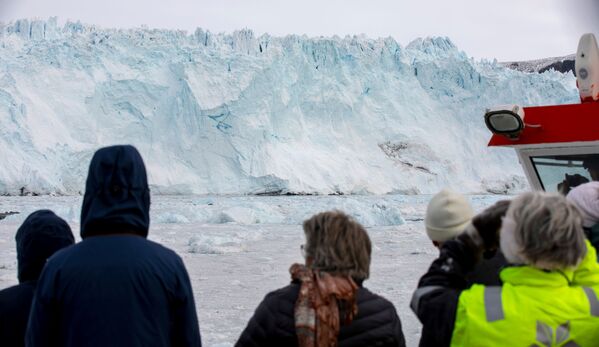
[[16, 210, 74, 283], [81, 145, 150, 238]]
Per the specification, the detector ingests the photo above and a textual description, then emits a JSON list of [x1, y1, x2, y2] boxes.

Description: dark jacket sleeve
[[235, 292, 281, 347], [25, 267, 59, 347], [171, 258, 202, 347], [410, 235, 479, 347]]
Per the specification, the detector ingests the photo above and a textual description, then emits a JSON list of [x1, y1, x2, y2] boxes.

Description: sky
[[0, 0, 597, 61]]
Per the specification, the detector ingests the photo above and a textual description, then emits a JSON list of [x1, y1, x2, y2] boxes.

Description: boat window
[[530, 154, 599, 194]]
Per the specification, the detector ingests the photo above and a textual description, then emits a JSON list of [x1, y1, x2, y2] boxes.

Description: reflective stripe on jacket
[[451, 241, 599, 346]]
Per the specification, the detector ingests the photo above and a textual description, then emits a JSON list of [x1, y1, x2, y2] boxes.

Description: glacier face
[[0, 19, 578, 195]]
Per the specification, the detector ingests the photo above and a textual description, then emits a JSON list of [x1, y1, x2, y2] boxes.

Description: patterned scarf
[[290, 263, 359, 347]]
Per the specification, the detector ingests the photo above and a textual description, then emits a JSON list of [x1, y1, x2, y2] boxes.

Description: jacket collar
[[500, 240, 599, 288], [500, 265, 575, 287]]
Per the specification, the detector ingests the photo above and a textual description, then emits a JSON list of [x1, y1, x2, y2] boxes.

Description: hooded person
[[26, 145, 202, 347], [236, 210, 406, 347], [567, 181, 599, 253], [424, 189, 506, 286], [0, 210, 74, 347], [411, 192, 599, 347]]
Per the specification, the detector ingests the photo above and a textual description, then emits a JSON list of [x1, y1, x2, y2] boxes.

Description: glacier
[[0, 18, 579, 196]]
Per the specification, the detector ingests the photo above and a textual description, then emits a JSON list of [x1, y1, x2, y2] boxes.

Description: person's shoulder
[[0, 283, 20, 295], [261, 283, 300, 313], [264, 282, 299, 300], [456, 283, 487, 308], [43, 241, 79, 266], [0, 282, 35, 307], [137, 239, 192, 273], [356, 287, 400, 318], [358, 287, 393, 306], [0, 283, 24, 299], [144, 238, 183, 259], [340, 287, 404, 346]]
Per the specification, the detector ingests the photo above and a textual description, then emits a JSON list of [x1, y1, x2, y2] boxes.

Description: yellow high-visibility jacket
[[451, 241, 599, 346]]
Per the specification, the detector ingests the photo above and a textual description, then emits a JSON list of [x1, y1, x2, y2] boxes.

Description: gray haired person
[[412, 191, 599, 346]]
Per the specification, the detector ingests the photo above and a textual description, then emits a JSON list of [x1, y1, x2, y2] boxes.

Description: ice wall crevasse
[[0, 19, 579, 195]]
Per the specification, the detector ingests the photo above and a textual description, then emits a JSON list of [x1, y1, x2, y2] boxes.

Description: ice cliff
[[0, 18, 579, 195]]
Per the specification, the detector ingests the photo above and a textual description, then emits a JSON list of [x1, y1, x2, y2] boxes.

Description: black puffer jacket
[[236, 281, 405, 347], [0, 210, 74, 347], [411, 235, 480, 347]]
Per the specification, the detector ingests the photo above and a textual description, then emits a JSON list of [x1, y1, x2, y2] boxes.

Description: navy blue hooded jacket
[[0, 210, 74, 347], [26, 145, 202, 347]]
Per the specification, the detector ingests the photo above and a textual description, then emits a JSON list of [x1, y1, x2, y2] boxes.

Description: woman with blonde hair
[[236, 210, 405, 347]]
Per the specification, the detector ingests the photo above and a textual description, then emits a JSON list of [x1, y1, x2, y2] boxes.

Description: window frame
[[516, 143, 599, 191]]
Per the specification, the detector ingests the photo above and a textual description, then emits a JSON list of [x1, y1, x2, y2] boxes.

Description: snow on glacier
[[0, 19, 579, 195]]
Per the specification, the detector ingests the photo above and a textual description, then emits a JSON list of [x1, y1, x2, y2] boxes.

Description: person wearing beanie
[[0, 210, 74, 347], [26, 145, 202, 347], [411, 192, 599, 347], [424, 189, 506, 287], [425, 189, 474, 247], [567, 181, 599, 253]]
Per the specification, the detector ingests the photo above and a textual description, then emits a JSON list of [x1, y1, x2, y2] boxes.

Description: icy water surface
[[0, 194, 504, 346]]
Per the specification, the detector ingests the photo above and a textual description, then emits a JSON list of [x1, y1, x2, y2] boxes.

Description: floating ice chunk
[[187, 227, 264, 254], [212, 207, 258, 224], [155, 212, 190, 224]]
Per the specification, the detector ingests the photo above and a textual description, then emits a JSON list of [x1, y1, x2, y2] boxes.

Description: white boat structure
[[486, 33, 599, 194]]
